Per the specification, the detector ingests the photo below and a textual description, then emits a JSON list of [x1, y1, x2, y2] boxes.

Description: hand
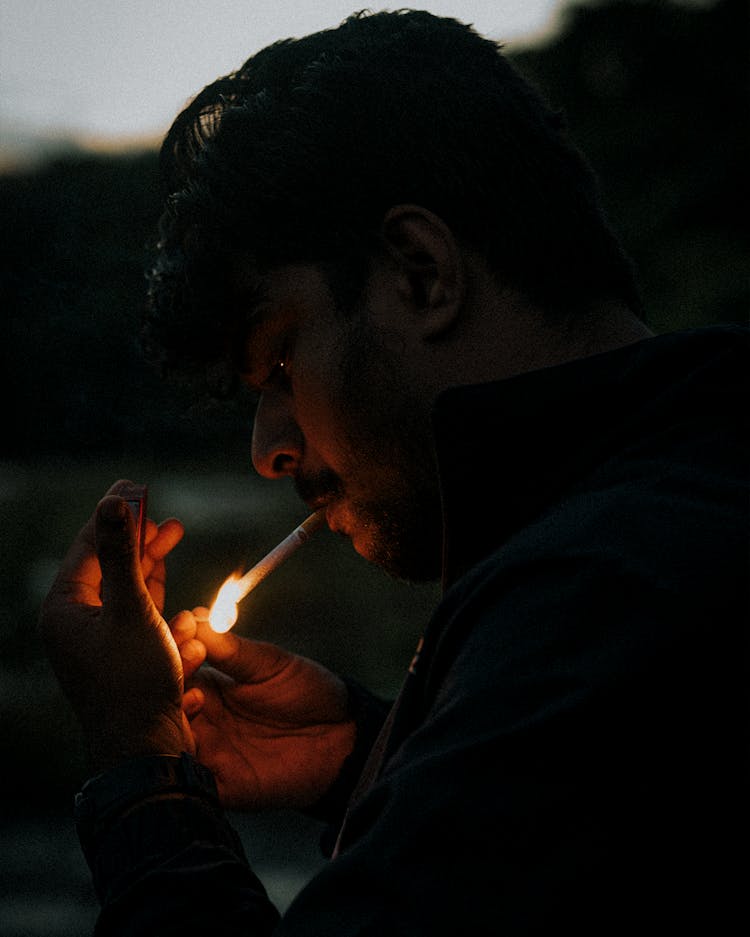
[[39, 479, 194, 772], [170, 610, 356, 811]]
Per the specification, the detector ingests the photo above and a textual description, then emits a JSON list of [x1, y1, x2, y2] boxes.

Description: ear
[[381, 205, 465, 340]]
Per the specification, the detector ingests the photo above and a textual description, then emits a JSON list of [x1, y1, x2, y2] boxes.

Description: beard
[[351, 480, 443, 582], [295, 458, 443, 582], [296, 304, 445, 582]]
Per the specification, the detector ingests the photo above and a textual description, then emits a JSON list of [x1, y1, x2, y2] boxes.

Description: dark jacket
[[79, 326, 749, 935]]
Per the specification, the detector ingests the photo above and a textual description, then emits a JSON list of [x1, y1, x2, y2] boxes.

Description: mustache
[[294, 468, 342, 505]]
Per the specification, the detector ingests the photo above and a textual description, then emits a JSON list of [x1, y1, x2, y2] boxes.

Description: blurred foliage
[[511, 0, 749, 334], [0, 150, 257, 463]]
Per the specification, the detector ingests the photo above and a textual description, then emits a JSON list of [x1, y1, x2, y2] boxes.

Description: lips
[[302, 495, 344, 536], [293, 468, 348, 536], [295, 469, 338, 502], [323, 500, 344, 534]]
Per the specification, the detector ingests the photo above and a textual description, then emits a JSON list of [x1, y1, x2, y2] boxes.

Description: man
[[40, 10, 747, 935]]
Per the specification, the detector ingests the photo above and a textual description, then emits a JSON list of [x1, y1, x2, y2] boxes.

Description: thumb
[[96, 495, 146, 612], [194, 617, 294, 684]]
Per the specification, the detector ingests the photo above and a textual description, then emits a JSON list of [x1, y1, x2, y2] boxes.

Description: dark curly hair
[[144, 8, 641, 380]]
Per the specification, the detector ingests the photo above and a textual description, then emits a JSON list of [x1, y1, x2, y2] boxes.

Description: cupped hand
[[170, 609, 356, 811], [39, 480, 194, 772]]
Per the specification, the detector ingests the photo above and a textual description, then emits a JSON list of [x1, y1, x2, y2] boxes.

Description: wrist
[[84, 710, 192, 775], [75, 752, 218, 846], [73, 753, 241, 902]]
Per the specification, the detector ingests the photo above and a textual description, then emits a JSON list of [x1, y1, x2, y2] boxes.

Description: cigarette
[[208, 508, 326, 632], [235, 508, 326, 594]]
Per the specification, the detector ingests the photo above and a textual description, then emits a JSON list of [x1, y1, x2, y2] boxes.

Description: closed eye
[[266, 357, 287, 383], [238, 318, 295, 394], [264, 347, 291, 388], [245, 344, 292, 394]]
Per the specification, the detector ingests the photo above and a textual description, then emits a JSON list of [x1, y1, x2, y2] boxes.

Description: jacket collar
[[431, 326, 746, 589]]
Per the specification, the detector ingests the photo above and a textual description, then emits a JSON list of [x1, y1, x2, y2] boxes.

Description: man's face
[[239, 262, 444, 581]]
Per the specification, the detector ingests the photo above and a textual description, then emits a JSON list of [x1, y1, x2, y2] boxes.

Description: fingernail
[[100, 497, 127, 524]]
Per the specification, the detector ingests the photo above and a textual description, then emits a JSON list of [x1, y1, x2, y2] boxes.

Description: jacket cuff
[[73, 753, 248, 906], [74, 754, 218, 856]]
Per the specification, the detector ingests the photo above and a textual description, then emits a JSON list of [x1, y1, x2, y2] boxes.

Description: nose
[[251, 391, 303, 478]]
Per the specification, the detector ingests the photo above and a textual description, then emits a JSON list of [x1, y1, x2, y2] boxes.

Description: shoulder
[[425, 460, 747, 718]]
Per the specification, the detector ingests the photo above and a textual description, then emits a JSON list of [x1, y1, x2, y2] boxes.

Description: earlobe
[[381, 205, 465, 340]]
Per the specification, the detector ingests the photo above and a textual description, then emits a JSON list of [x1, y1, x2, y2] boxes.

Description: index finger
[[144, 518, 185, 561]]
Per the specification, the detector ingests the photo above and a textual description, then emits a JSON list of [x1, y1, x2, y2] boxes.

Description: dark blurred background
[[1, 0, 748, 933]]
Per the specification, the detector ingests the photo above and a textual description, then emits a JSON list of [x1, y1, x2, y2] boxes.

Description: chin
[[349, 526, 381, 565], [338, 492, 443, 581], [353, 521, 441, 583]]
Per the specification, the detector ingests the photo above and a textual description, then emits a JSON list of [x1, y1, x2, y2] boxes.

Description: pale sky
[[0, 0, 569, 147]]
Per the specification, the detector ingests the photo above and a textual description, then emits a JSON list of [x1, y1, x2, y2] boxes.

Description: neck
[[455, 283, 654, 386], [547, 298, 654, 364]]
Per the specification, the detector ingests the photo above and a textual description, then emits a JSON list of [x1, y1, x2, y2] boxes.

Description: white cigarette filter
[[208, 509, 326, 633]]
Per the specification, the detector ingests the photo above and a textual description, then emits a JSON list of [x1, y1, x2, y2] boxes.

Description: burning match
[[208, 509, 327, 633]]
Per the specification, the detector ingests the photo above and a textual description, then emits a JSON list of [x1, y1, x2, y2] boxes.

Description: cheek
[[290, 362, 352, 466], [294, 312, 415, 474]]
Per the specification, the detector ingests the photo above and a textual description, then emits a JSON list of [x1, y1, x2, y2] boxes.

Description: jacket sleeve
[[75, 682, 391, 936], [75, 753, 279, 937]]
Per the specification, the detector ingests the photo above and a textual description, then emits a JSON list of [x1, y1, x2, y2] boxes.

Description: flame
[[208, 573, 246, 633], [205, 510, 326, 633]]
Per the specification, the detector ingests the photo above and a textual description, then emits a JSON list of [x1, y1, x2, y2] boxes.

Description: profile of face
[[242, 262, 444, 582]]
